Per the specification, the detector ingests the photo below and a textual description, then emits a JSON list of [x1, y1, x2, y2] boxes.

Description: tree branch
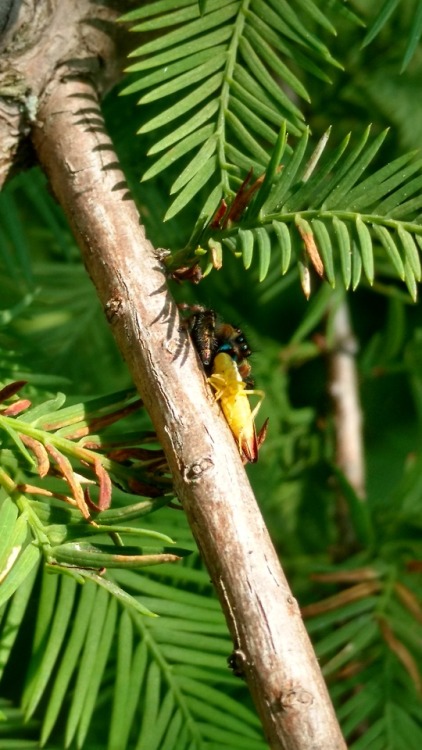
[[3, 2, 347, 748], [328, 298, 366, 557], [329, 299, 365, 499]]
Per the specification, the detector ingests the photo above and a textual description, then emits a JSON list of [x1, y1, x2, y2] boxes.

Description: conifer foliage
[[1, 1, 422, 748]]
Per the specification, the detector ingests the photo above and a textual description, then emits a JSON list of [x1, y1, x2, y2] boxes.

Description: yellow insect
[[208, 351, 267, 463]]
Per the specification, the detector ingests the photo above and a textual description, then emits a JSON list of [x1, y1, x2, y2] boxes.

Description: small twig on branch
[[2, 3, 347, 748]]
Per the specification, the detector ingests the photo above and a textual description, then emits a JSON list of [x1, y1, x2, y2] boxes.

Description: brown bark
[[1, 2, 347, 748], [0, 0, 125, 185]]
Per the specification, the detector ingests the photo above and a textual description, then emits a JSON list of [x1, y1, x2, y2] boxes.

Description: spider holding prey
[[180, 304, 267, 462]]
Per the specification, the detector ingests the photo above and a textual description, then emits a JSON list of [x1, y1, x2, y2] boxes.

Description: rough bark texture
[[1, 2, 347, 748]]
